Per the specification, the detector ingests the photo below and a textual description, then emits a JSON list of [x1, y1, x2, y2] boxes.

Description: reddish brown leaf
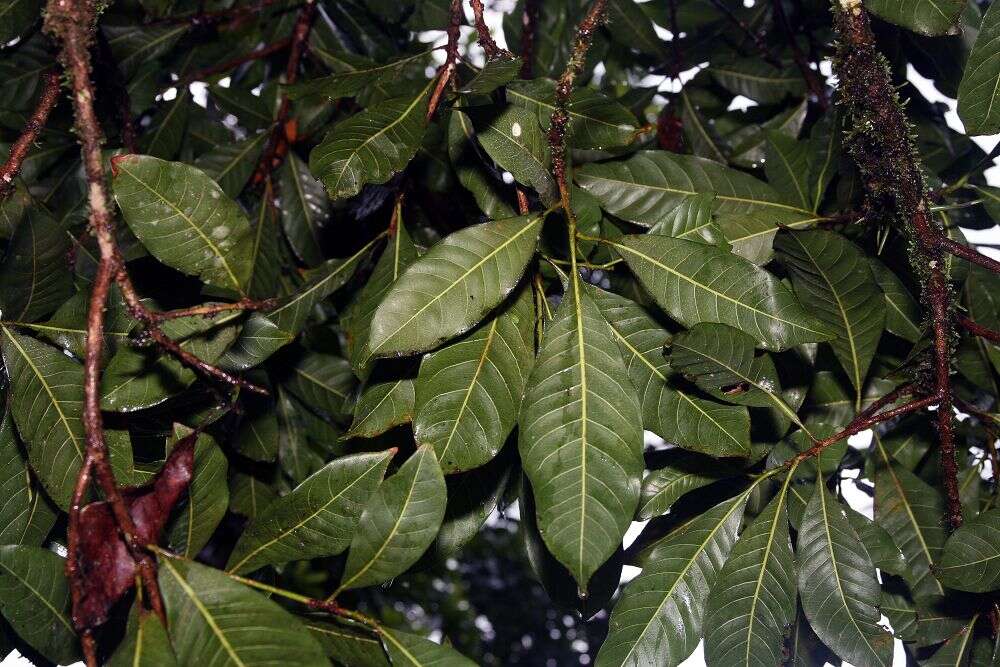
[[73, 432, 195, 630]]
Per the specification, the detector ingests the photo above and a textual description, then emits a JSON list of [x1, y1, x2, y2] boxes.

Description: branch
[[519, 0, 540, 78], [470, 0, 510, 60], [958, 315, 1000, 344], [43, 2, 165, 660], [174, 38, 291, 89], [939, 237, 1000, 275], [770, 0, 827, 109], [0, 70, 60, 198], [155, 297, 278, 322], [250, 0, 317, 188], [831, 2, 963, 529], [427, 0, 463, 122]]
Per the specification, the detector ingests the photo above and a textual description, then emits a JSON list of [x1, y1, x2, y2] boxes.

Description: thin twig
[[174, 38, 291, 89], [519, 0, 540, 78], [770, 0, 827, 109], [155, 298, 278, 322], [958, 315, 1000, 343], [427, 0, 463, 122], [0, 70, 60, 198], [939, 237, 1000, 275], [470, 0, 510, 59]]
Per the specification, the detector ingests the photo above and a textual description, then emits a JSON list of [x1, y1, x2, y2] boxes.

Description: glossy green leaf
[[869, 257, 922, 343], [519, 276, 643, 590], [576, 152, 823, 230], [868, 0, 963, 36], [0, 211, 73, 323], [112, 155, 254, 294], [448, 102, 516, 220], [596, 491, 748, 667], [0, 545, 77, 665], [158, 556, 327, 667], [108, 605, 178, 667], [922, 617, 977, 666], [704, 475, 797, 667], [679, 90, 727, 164], [873, 439, 947, 598], [710, 59, 806, 104], [775, 229, 884, 392], [282, 351, 356, 420], [0, 0, 38, 43], [279, 153, 331, 267], [194, 131, 268, 198], [167, 429, 228, 558], [592, 289, 751, 458], [0, 328, 84, 510], [468, 106, 557, 205], [610, 234, 831, 351], [936, 508, 1000, 592], [310, 80, 433, 200], [797, 480, 893, 667], [506, 79, 638, 150], [0, 411, 56, 545], [288, 50, 433, 101], [306, 620, 389, 667], [379, 627, 477, 666], [345, 375, 415, 439], [227, 450, 392, 574], [460, 55, 522, 95], [414, 299, 532, 474], [369, 213, 542, 356], [337, 445, 446, 591], [638, 450, 734, 520]]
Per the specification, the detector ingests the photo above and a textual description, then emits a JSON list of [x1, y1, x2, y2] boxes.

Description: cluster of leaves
[[0, 0, 1000, 664]]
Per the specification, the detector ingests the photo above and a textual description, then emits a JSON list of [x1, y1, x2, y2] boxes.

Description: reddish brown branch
[[470, 0, 510, 60], [770, 0, 827, 109], [832, 3, 963, 529], [427, 0, 463, 122], [43, 0, 166, 655], [958, 315, 1000, 343], [519, 0, 540, 78], [0, 70, 60, 198], [155, 297, 278, 322], [250, 0, 317, 188], [939, 237, 1000, 275], [175, 38, 291, 88], [795, 395, 939, 464]]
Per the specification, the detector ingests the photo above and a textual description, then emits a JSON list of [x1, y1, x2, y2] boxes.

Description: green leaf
[[775, 229, 885, 393], [936, 508, 1000, 592], [703, 475, 797, 667], [460, 55, 522, 95], [679, 90, 727, 164], [108, 605, 178, 667], [958, 0, 1000, 135], [141, 91, 189, 160], [167, 429, 228, 558], [158, 556, 327, 667], [592, 289, 751, 458], [194, 131, 268, 198], [282, 351, 356, 421], [605, 0, 668, 59], [797, 480, 893, 667], [0, 328, 84, 510], [112, 155, 254, 294], [596, 491, 748, 667], [966, 263, 1000, 374], [379, 627, 477, 666], [310, 80, 432, 200], [506, 79, 638, 150], [448, 103, 516, 220], [873, 438, 947, 598], [345, 376, 416, 439], [428, 454, 513, 559], [845, 509, 908, 578], [288, 50, 434, 101], [227, 450, 392, 574], [369, 213, 543, 356], [764, 131, 814, 210], [0, 0, 39, 43], [0, 411, 56, 545], [0, 211, 73, 323], [0, 545, 78, 665], [869, 257, 922, 343], [867, 0, 963, 36], [519, 276, 643, 590], [710, 59, 806, 103], [922, 617, 978, 666], [307, 620, 389, 667], [576, 151, 822, 231], [610, 233, 831, 351], [638, 450, 735, 520], [278, 153, 331, 267], [101, 311, 242, 411], [413, 299, 533, 474], [337, 445, 446, 591], [229, 471, 278, 520], [468, 106, 557, 206]]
